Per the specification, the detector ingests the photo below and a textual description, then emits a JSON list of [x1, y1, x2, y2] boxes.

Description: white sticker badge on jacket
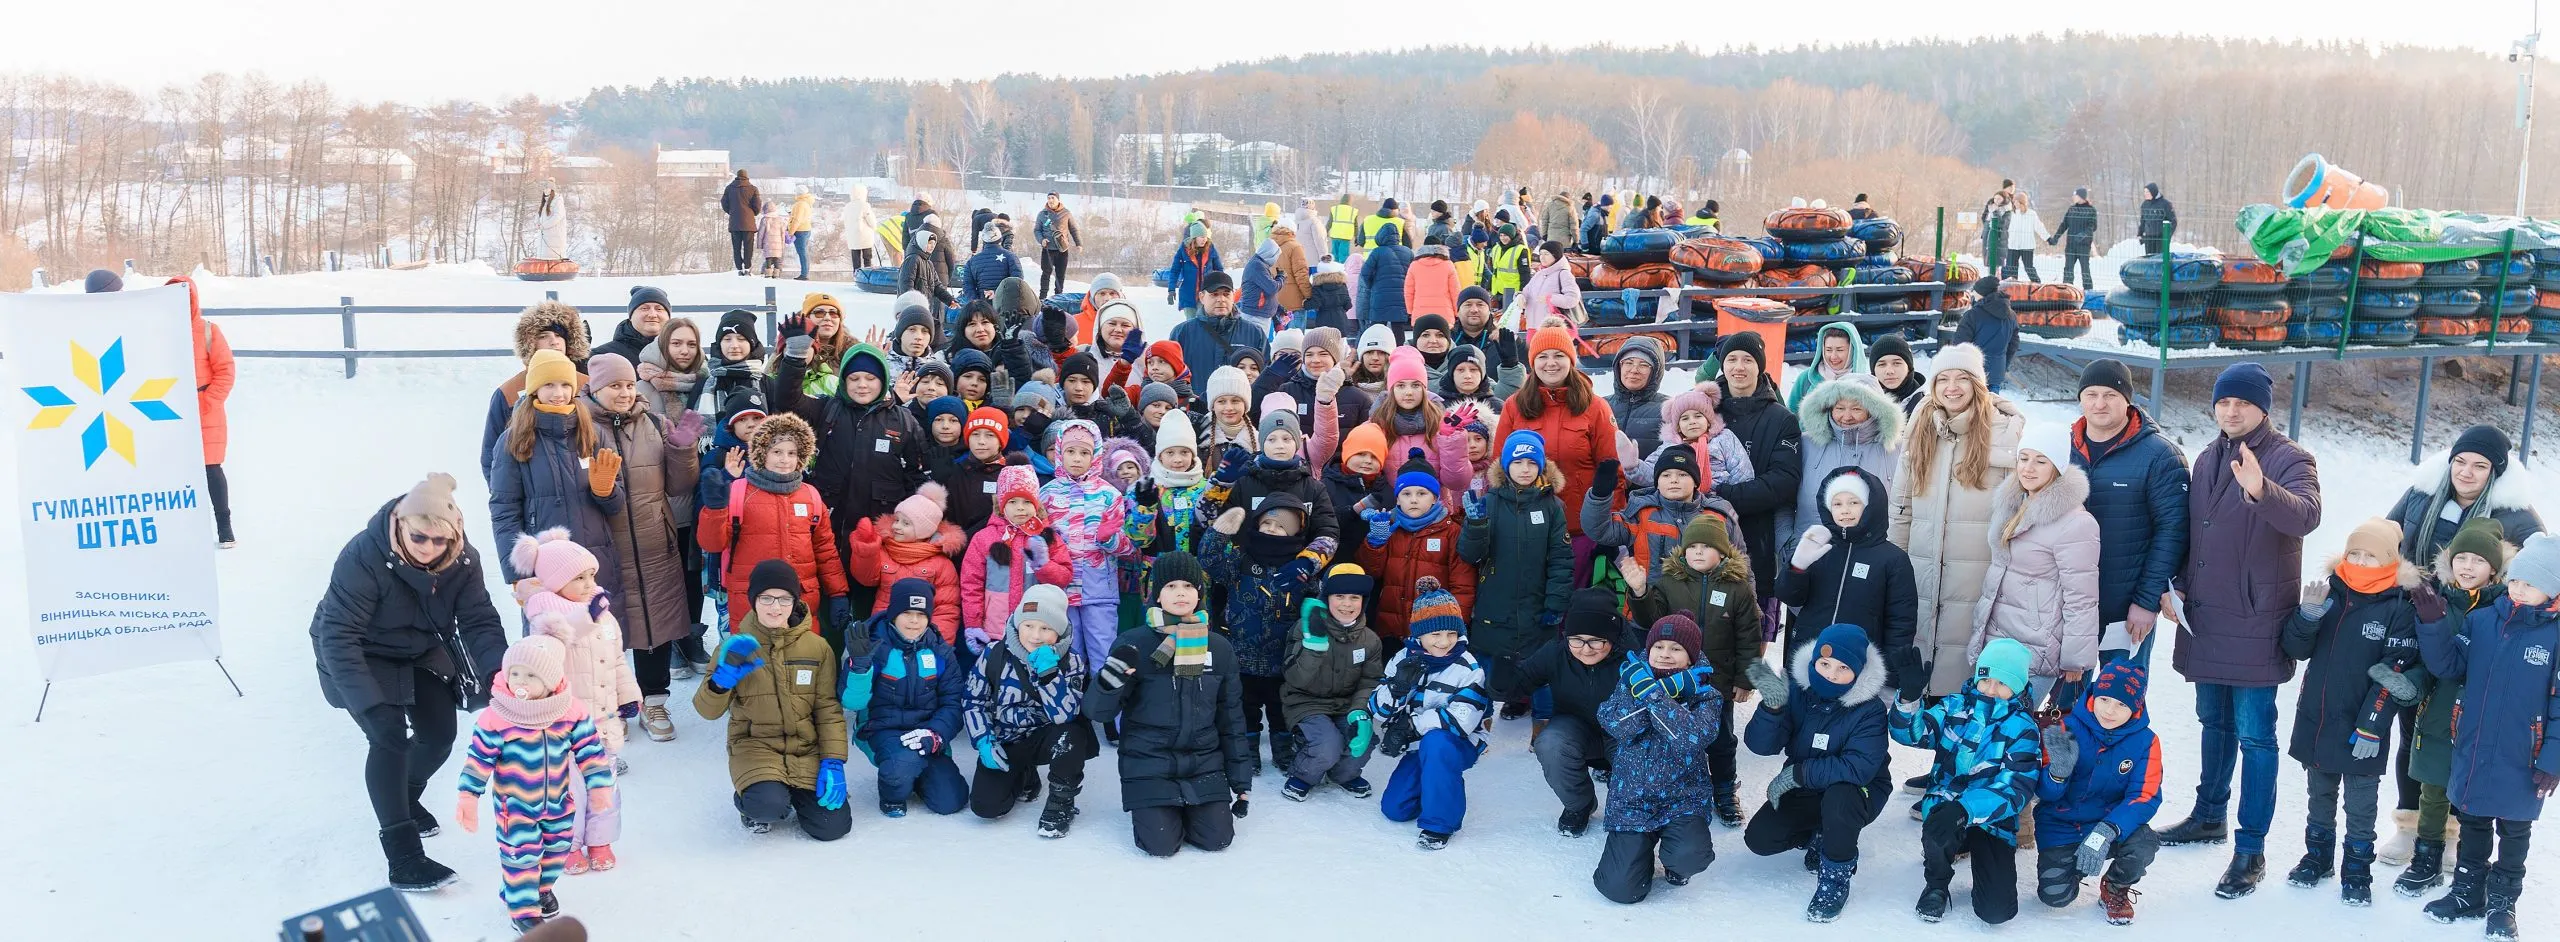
[[795, 669, 813, 686], [1709, 590, 1727, 607], [983, 481, 998, 493], [1352, 648, 1366, 664], [793, 503, 808, 516], [1529, 511, 1545, 525], [1426, 538, 1442, 552], [1812, 732, 1831, 750], [873, 439, 889, 453], [1851, 563, 1870, 580]]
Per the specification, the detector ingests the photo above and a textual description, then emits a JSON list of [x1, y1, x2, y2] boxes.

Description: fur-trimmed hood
[[1790, 636, 1888, 707], [512, 299, 591, 362], [1796, 375, 1905, 449], [2408, 450, 2538, 514], [1987, 464, 2091, 561], [748, 413, 816, 472]]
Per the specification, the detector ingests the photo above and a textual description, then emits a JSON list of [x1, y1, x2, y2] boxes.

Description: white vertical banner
[[3, 285, 222, 681]]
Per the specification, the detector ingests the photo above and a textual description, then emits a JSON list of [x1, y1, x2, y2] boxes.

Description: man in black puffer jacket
[[311, 474, 508, 893], [1702, 331, 1803, 640], [2050, 188, 2100, 290], [1496, 588, 1638, 837]]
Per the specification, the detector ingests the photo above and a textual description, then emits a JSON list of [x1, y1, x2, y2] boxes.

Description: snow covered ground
[[0, 263, 2550, 940]]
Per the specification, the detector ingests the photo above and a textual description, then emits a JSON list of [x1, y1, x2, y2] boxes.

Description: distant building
[[656, 146, 732, 178], [1113, 133, 1295, 183], [322, 146, 417, 183]]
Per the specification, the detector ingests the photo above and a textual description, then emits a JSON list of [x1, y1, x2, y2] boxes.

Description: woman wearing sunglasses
[[311, 472, 509, 896]]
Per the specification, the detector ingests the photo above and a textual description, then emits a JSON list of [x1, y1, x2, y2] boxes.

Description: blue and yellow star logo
[[22, 339, 183, 468]]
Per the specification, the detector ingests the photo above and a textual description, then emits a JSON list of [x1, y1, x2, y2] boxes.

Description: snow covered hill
[[0, 265, 2544, 940]]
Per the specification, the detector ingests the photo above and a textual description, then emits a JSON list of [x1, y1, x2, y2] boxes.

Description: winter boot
[[2158, 814, 2230, 846], [2380, 809, 2419, 865], [1557, 806, 1592, 838], [562, 847, 589, 875], [1282, 777, 1314, 802], [1015, 777, 1042, 805], [880, 801, 908, 818], [2288, 825, 2337, 887], [1803, 833, 1823, 873], [641, 695, 676, 742], [585, 845, 616, 872], [2483, 872, 2520, 941], [1035, 781, 1079, 839], [2214, 852, 2267, 899], [1417, 830, 1451, 851], [1500, 701, 1529, 720], [2339, 839, 2375, 906], [1903, 771, 1933, 795], [2424, 863, 2488, 922], [1711, 778, 1744, 828], [740, 813, 772, 834], [538, 891, 559, 918], [1342, 777, 1373, 798], [2099, 881, 2140, 925], [512, 916, 545, 934], [379, 823, 457, 892], [406, 785, 440, 838], [1915, 883, 1950, 922], [1807, 855, 1856, 922], [2396, 838, 2448, 897]]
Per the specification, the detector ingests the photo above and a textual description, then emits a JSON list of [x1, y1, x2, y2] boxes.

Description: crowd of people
[[301, 186, 2555, 939]]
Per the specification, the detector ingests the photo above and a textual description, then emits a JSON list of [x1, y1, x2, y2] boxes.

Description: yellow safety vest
[[1488, 243, 1528, 292], [1329, 203, 1359, 240], [1360, 213, 1394, 248]]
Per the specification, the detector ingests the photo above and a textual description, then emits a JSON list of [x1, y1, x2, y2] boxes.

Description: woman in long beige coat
[[1889, 343, 2023, 697], [584, 354, 704, 742]]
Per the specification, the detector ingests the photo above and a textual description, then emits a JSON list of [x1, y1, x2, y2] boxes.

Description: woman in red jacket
[[696, 413, 852, 631], [1496, 325, 1621, 547]]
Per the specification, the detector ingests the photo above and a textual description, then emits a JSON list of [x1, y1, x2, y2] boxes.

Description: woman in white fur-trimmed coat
[[1967, 447, 2100, 710]]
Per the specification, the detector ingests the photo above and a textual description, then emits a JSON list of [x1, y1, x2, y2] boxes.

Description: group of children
[[435, 272, 2560, 940]]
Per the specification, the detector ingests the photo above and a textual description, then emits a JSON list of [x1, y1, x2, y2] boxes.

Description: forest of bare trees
[[7, 35, 2560, 289]]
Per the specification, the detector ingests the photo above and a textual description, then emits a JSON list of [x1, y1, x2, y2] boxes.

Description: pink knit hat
[[509, 528, 598, 595], [1386, 346, 1426, 388], [894, 481, 949, 537], [584, 352, 636, 393], [994, 464, 1045, 523], [502, 633, 568, 694]]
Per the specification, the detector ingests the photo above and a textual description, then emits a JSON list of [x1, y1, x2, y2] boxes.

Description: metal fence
[[208, 287, 785, 377]]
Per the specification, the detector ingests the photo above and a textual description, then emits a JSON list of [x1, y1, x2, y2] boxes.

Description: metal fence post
[[2523, 355, 2547, 464], [2412, 357, 2436, 464], [340, 296, 359, 378], [2290, 362, 2312, 439], [765, 286, 780, 342]]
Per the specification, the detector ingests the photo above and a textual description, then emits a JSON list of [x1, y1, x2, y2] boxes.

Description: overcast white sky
[[12, 0, 2552, 103]]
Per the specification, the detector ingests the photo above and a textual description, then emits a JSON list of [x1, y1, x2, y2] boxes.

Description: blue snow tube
[[2289, 295, 2350, 323], [2351, 319, 2418, 345], [1848, 217, 1904, 252], [2482, 253, 2536, 287], [2105, 289, 2210, 325], [854, 266, 902, 294], [1600, 228, 1680, 266], [2117, 251, 2225, 294], [2354, 289, 2424, 321], [1847, 264, 1914, 287], [2284, 320, 2346, 346], [1781, 238, 1868, 266], [2418, 288, 2484, 317], [2533, 317, 2560, 341], [1152, 268, 1175, 288], [2118, 322, 2220, 349], [2289, 264, 2356, 295], [2419, 259, 2483, 288], [1738, 236, 1788, 270]]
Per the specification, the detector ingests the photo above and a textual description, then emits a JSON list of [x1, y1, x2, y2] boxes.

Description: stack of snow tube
[[1843, 263, 1915, 315], [2005, 282, 2092, 339], [1897, 256, 1978, 312], [1600, 228, 1680, 267], [2210, 256, 2291, 349], [1751, 264, 1839, 311], [1668, 236, 1763, 285], [1848, 217, 1903, 253], [2112, 252, 2222, 345], [2420, 258, 2484, 288], [854, 267, 902, 294], [1764, 208, 1865, 282]]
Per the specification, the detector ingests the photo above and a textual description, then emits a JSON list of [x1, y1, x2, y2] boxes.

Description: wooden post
[[340, 296, 359, 379]]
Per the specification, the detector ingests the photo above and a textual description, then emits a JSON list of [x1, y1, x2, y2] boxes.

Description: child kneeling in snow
[[843, 577, 969, 818], [1084, 551, 1256, 857], [1890, 636, 2043, 925], [964, 584, 1095, 837], [1369, 577, 1491, 850], [2032, 662, 2164, 926], [1740, 623, 1895, 923], [455, 634, 615, 933], [1592, 614, 1727, 904], [509, 530, 638, 874], [694, 560, 850, 841], [1279, 563, 1384, 801]]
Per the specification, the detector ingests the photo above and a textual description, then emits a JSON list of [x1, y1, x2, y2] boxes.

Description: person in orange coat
[[696, 413, 852, 631], [846, 481, 967, 645], [1404, 238, 1464, 323], [1495, 325, 1621, 544], [1356, 450, 1479, 645], [162, 276, 238, 547]]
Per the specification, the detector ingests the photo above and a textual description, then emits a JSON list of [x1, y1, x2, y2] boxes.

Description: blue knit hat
[[887, 577, 935, 619], [1500, 429, 1547, 473], [2211, 362, 2274, 416], [1393, 447, 1440, 498], [1807, 623, 1869, 700], [1408, 576, 1465, 638], [1974, 637, 2032, 697], [628, 284, 670, 314], [2510, 532, 2560, 597], [2083, 661, 2147, 714], [924, 395, 968, 426]]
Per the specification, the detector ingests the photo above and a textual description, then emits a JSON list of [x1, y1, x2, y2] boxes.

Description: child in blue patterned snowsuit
[[1368, 577, 1490, 850], [1891, 636, 2043, 925], [1591, 613, 1726, 903]]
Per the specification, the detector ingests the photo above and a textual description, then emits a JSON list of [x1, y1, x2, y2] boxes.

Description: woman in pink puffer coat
[[1967, 447, 2101, 709]]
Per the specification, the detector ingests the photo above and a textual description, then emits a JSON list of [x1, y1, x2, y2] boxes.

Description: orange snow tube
[[2284, 154, 2390, 211], [1592, 262, 1680, 290]]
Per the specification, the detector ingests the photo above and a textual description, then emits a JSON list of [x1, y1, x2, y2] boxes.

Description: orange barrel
[[2284, 153, 2390, 210]]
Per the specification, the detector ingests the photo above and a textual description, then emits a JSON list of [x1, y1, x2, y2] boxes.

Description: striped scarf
[[1149, 607, 1211, 676]]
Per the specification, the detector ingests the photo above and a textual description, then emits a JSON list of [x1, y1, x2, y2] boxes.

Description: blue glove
[[1027, 644, 1062, 675], [826, 597, 855, 634], [976, 735, 1010, 771], [2298, 597, 2334, 623], [1277, 555, 1318, 587], [1214, 444, 1252, 484], [709, 634, 764, 691], [1540, 612, 1563, 630], [815, 758, 846, 810], [1461, 489, 1487, 520], [1659, 667, 1696, 700], [1363, 507, 1394, 547]]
